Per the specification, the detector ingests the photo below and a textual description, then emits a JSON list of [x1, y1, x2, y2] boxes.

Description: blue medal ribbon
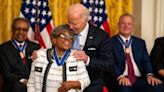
[[117, 35, 132, 48], [53, 48, 70, 66], [11, 39, 27, 52], [11, 39, 27, 64]]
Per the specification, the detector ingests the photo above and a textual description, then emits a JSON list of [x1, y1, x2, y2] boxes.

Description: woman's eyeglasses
[[57, 34, 74, 40]]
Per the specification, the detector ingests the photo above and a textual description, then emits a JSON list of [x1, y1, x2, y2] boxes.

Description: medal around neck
[[53, 49, 70, 66], [20, 52, 25, 59], [125, 48, 130, 54]]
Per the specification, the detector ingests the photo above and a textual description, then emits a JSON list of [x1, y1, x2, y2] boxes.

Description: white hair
[[67, 4, 90, 21]]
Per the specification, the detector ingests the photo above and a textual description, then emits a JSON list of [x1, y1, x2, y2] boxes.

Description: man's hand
[[22, 79, 28, 85], [20, 79, 28, 85], [147, 76, 163, 86], [73, 50, 88, 63], [31, 50, 38, 60], [58, 81, 81, 92], [118, 76, 132, 86]]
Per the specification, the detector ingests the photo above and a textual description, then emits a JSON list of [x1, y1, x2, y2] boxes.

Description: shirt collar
[[119, 34, 131, 43], [79, 23, 89, 37], [14, 39, 25, 46]]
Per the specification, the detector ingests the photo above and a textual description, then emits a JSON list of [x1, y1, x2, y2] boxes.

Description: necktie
[[125, 40, 136, 84], [19, 44, 22, 48], [19, 44, 26, 64], [72, 34, 80, 50]]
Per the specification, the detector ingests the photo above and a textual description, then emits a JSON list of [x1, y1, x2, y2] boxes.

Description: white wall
[[141, 0, 155, 53], [141, 0, 164, 53]]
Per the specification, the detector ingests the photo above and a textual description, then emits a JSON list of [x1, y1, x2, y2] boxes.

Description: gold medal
[[54, 66, 62, 72], [57, 68, 62, 73], [125, 48, 130, 54], [20, 52, 25, 59]]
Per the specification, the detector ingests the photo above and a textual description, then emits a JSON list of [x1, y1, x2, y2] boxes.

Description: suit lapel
[[25, 41, 29, 58], [25, 41, 32, 63], [83, 26, 95, 50], [9, 41, 23, 64], [131, 37, 138, 64], [115, 35, 125, 60]]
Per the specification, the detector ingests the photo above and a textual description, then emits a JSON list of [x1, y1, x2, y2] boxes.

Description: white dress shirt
[[79, 23, 89, 50], [78, 23, 90, 65]]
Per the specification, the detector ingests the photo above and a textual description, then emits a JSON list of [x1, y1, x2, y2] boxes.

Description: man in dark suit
[[0, 17, 40, 92], [150, 37, 164, 83], [67, 4, 117, 92], [103, 14, 163, 92]]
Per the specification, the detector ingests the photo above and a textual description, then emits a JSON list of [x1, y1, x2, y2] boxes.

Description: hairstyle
[[50, 24, 74, 38], [118, 13, 135, 23], [12, 17, 30, 29], [67, 4, 90, 21]]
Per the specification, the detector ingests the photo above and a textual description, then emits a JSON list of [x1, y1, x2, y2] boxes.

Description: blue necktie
[[72, 34, 80, 50]]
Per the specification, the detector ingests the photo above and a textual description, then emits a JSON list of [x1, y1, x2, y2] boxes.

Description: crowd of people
[[0, 3, 163, 92]]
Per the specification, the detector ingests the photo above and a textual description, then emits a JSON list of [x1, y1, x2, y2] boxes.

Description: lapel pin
[[89, 36, 93, 39]]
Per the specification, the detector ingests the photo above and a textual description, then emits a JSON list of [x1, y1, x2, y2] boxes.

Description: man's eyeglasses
[[57, 34, 74, 40], [14, 27, 28, 32]]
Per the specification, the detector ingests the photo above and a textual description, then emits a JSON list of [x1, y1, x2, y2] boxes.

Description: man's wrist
[[146, 73, 154, 78], [117, 75, 125, 81]]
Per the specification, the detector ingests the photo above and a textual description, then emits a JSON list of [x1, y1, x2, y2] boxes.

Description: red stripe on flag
[[38, 35, 46, 48], [102, 20, 110, 37], [46, 22, 53, 35]]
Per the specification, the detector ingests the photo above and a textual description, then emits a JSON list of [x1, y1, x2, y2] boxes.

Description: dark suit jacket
[[0, 40, 40, 92], [111, 35, 153, 76], [150, 37, 164, 80], [82, 25, 118, 92]]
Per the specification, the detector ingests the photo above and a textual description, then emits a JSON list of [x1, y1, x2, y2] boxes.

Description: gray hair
[[118, 13, 135, 23]]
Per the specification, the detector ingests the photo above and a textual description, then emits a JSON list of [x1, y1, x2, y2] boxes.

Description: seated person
[[27, 24, 90, 92], [150, 37, 164, 83], [103, 13, 163, 92]]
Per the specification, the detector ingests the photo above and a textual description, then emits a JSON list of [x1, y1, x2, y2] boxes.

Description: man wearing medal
[[103, 13, 164, 92], [0, 17, 40, 92], [27, 24, 90, 92]]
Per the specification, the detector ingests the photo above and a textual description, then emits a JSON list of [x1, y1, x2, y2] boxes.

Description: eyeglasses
[[57, 34, 74, 39], [14, 27, 28, 32]]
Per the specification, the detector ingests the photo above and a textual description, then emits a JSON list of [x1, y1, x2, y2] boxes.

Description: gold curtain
[[0, 0, 22, 44], [106, 0, 133, 36], [0, 0, 132, 44], [49, 0, 80, 26]]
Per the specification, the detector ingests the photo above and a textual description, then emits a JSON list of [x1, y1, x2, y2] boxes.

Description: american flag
[[81, 0, 110, 36], [20, 0, 54, 48]]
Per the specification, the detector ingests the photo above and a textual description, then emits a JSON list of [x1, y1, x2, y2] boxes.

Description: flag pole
[[34, 0, 40, 42]]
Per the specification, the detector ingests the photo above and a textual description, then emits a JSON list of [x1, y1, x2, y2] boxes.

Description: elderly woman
[[27, 24, 90, 92]]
